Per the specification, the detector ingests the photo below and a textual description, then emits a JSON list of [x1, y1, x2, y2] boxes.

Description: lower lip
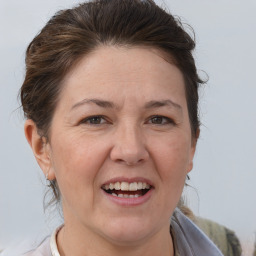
[[102, 189, 154, 206]]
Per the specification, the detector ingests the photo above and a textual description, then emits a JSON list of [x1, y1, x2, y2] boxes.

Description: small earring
[[46, 173, 49, 180]]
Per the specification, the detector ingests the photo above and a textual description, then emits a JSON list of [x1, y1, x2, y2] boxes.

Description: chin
[[97, 216, 157, 246]]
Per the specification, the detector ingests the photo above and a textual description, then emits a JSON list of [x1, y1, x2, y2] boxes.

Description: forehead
[[59, 46, 186, 107]]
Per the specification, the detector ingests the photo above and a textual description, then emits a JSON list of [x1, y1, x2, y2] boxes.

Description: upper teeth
[[103, 182, 150, 191]]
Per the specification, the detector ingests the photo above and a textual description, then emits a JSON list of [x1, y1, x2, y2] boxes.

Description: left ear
[[187, 128, 200, 173], [24, 119, 55, 180]]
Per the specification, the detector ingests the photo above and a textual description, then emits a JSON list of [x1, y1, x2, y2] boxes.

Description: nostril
[[115, 158, 145, 166]]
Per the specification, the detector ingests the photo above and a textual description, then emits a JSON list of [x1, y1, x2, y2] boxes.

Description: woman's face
[[45, 46, 196, 244]]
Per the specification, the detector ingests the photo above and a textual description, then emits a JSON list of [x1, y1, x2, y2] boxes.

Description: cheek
[[49, 135, 108, 200], [151, 134, 192, 187]]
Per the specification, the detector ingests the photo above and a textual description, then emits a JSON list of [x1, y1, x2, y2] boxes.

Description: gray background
[[1, 0, 256, 254]]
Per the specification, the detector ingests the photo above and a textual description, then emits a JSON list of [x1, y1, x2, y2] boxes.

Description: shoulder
[[194, 216, 242, 256], [0, 236, 51, 256], [171, 208, 224, 256]]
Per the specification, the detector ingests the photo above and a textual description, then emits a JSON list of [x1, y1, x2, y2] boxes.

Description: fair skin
[[25, 46, 197, 256]]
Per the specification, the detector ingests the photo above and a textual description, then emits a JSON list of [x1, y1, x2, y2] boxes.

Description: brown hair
[[20, 0, 204, 208]]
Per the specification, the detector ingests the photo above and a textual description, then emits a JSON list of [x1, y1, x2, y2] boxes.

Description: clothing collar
[[171, 208, 223, 256]]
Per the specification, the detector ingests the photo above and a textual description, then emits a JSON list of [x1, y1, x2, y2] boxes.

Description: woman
[[2, 0, 223, 255]]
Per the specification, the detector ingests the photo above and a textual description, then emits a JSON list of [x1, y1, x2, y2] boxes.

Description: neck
[[57, 222, 174, 256]]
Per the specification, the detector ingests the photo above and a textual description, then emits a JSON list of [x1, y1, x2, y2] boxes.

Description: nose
[[110, 123, 149, 166]]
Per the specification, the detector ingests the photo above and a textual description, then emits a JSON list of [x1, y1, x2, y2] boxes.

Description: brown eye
[[149, 115, 174, 125], [81, 116, 107, 125], [151, 116, 164, 124]]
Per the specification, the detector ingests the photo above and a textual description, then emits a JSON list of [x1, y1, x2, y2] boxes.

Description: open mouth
[[101, 181, 152, 198]]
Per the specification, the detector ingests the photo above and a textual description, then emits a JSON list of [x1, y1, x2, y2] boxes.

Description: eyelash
[[147, 115, 175, 125], [79, 115, 175, 126], [79, 115, 109, 125]]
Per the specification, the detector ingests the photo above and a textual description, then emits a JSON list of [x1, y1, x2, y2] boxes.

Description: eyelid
[[146, 115, 175, 125], [79, 115, 110, 125]]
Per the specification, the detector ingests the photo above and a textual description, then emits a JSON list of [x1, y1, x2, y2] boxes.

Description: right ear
[[24, 119, 55, 180]]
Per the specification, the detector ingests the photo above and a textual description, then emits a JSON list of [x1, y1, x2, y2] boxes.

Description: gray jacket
[[172, 209, 223, 255]]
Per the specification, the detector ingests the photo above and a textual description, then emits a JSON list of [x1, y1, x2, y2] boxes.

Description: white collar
[[50, 226, 63, 256]]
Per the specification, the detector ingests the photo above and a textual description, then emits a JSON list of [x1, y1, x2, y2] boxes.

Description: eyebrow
[[71, 98, 182, 111], [71, 98, 116, 110], [144, 100, 182, 110]]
